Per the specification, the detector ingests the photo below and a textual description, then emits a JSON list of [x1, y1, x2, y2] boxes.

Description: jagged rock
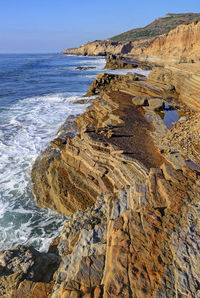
[[1, 17, 200, 298], [10, 281, 54, 298], [0, 245, 60, 297]]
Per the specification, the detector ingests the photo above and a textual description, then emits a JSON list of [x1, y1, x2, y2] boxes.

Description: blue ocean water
[[0, 53, 149, 252], [0, 53, 106, 251]]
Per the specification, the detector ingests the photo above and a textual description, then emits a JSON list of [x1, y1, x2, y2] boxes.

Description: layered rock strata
[[32, 72, 171, 215], [51, 172, 200, 297], [148, 62, 200, 111], [1, 62, 200, 297], [30, 70, 200, 296], [104, 54, 152, 70], [135, 20, 200, 64]]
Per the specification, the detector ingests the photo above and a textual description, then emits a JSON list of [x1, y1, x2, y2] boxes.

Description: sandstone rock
[[29, 49, 200, 298], [11, 281, 54, 298], [148, 97, 164, 110], [132, 95, 148, 106]]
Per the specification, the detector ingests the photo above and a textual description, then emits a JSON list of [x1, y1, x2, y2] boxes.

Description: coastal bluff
[[63, 19, 200, 64]]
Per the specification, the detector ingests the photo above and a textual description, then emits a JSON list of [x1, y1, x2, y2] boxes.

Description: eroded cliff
[[133, 20, 200, 64], [63, 20, 200, 64]]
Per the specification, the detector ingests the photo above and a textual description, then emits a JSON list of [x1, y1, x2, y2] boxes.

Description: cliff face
[[134, 20, 200, 63], [63, 20, 200, 64], [148, 62, 200, 111]]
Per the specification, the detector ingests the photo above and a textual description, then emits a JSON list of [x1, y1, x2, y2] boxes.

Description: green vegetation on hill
[[110, 13, 200, 42]]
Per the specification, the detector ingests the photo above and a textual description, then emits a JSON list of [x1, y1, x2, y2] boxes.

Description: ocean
[[0, 53, 149, 252]]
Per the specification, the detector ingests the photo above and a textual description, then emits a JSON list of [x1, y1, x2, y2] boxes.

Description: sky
[[0, 0, 199, 53]]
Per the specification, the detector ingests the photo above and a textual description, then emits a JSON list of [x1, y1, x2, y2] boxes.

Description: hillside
[[110, 13, 200, 42]]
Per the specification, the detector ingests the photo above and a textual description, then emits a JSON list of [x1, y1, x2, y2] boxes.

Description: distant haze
[[0, 0, 199, 53]]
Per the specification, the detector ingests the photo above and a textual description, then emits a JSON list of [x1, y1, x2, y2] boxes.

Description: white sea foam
[[105, 68, 150, 77], [74, 56, 150, 77], [74, 57, 106, 71], [0, 92, 90, 251]]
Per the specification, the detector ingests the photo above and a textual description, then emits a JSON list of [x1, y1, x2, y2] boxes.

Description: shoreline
[[0, 53, 200, 296]]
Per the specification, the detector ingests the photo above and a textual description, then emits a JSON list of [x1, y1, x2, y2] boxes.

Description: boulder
[[148, 97, 164, 110]]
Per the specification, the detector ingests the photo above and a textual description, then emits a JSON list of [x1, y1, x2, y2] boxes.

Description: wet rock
[[76, 66, 96, 70]]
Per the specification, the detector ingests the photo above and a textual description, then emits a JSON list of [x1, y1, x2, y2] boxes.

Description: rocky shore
[[1, 18, 200, 298]]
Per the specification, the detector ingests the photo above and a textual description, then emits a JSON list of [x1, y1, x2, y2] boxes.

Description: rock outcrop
[[50, 172, 200, 297], [148, 62, 200, 111], [30, 69, 200, 296], [32, 71, 171, 215], [104, 54, 152, 70]]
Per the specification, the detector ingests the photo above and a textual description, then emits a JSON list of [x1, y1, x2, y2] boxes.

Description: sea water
[[0, 53, 149, 251]]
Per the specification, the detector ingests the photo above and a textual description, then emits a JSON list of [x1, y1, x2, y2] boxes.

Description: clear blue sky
[[0, 0, 199, 53]]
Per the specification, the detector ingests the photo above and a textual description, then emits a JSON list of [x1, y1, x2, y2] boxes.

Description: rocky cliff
[[133, 20, 200, 64], [63, 20, 200, 64]]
